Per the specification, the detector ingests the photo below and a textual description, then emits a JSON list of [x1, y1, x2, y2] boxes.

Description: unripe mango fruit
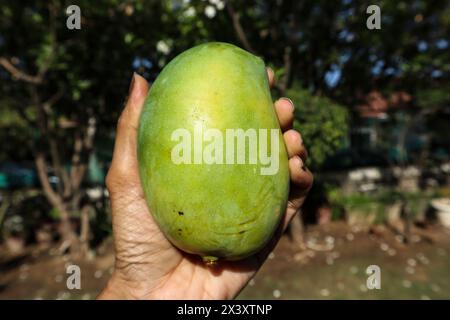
[[138, 42, 289, 262]]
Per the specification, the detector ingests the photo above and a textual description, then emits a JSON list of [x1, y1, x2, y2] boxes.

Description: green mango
[[138, 42, 289, 262]]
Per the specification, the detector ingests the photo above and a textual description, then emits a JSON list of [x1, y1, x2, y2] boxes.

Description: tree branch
[[0, 4, 58, 86], [49, 138, 70, 197], [0, 58, 43, 84], [70, 131, 84, 186], [279, 45, 293, 95], [70, 116, 97, 192], [35, 152, 64, 211], [29, 85, 71, 204], [38, 1, 58, 78], [225, 1, 255, 53], [43, 89, 63, 111]]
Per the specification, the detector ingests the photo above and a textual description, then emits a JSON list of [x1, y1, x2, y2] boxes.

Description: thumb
[[106, 73, 149, 194]]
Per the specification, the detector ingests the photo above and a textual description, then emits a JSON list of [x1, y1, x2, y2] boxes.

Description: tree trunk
[[79, 204, 92, 255], [401, 199, 412, 244], [58, 207, 80, 254], [289, 211, 306, 250], [35, 153, 80, 255]]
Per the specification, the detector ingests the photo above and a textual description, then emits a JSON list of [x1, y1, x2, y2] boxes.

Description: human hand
[[98, 70, 313, 300]]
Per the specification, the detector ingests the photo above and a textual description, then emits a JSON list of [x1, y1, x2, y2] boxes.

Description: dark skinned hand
[[98, 69, 313, 300]]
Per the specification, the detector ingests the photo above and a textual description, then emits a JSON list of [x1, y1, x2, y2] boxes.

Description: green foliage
[[0, 0, 448, 244], [0, 106, 34, 162], [0, 0, 447, 167], [416, 84, 450, 108], [48, 207, 61, 220], [287, 87, 349, 169]]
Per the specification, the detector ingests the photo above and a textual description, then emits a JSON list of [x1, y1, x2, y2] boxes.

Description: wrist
[[97, 272, 141, 300]]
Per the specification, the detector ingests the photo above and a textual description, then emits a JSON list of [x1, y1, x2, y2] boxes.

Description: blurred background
[[0, 0, 449, 300]]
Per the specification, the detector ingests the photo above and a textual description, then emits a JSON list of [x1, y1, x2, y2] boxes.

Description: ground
[[1, 222, 449, 300]]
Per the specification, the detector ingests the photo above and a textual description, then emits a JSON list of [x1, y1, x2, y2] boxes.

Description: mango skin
[[137, 42, 289, 261]]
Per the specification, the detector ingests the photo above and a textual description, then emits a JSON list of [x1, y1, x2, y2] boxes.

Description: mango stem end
[[202, 256, 219, 266]]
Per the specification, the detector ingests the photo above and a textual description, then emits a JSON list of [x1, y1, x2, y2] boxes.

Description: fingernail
[[280, 97, 294, 112], [128, 72, 137, 95]]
